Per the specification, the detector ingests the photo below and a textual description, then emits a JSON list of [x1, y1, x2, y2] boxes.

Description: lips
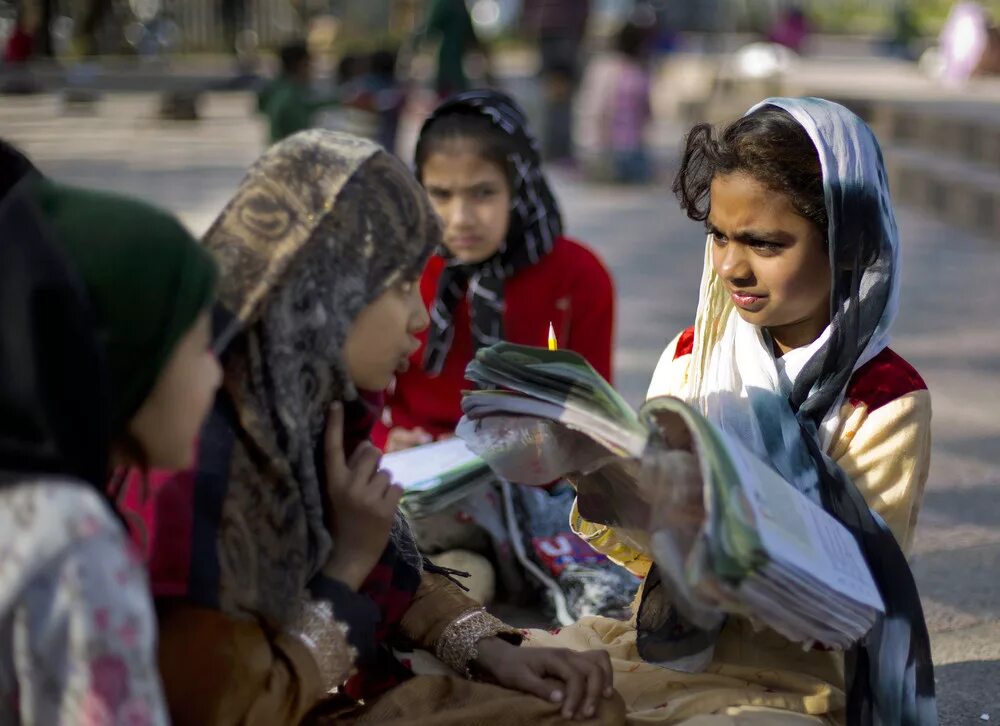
[[449, 236, 481, 249], [730, 290, 768, 312], [396, 340, 421, 373]]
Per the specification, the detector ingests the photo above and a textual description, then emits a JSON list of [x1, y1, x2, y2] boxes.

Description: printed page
[[720, 431, 884, 613], [381, 438, 486, 491]]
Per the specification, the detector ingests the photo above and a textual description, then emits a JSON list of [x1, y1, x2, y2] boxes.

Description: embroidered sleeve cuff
[[434, 608, 523, 678], [307, 572, 381, 665], [288, 599, 357, 691]]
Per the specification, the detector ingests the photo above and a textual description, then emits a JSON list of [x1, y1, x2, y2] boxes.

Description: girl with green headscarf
[[0, 178, 219, 724]]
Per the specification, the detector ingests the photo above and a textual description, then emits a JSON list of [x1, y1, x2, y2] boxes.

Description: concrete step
[[866, 102, 1000, 175], [884, 144, 1000, 240]]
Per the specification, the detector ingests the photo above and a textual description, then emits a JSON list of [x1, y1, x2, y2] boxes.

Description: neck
[[766, 316, 830, 357]]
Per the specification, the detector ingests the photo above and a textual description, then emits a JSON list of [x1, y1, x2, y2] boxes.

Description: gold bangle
[[289, 600, 357, 692], [434, 608, 521, 678]]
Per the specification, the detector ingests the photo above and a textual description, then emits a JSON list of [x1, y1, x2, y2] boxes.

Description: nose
[[451, 195, 474, 228], [715, 242, 754, 285]]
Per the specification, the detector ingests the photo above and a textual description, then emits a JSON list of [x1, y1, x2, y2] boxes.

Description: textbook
[[380, 438, 492, 517], [456, 342, 884, 649]]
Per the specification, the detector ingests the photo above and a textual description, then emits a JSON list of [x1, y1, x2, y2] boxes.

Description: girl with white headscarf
[[528, 98, 935, 725]]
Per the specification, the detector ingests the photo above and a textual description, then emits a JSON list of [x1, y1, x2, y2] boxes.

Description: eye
[[427, 189, 450, 202], [473, 187, 497, 200], [751, 241, 783, 255], [710, 230, 727, 246]]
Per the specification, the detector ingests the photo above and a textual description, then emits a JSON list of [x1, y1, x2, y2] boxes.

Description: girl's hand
[[472, 638, 614, 721], [321, 403, 403, 590], [385, 426, 433, 452]]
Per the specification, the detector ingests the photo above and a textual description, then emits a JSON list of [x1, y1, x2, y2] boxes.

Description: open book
[[456, 342, 884, 649], [380, 438, 492, 518]]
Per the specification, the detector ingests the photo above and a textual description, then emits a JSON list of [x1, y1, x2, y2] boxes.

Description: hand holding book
[[457, 343, 885, 649]]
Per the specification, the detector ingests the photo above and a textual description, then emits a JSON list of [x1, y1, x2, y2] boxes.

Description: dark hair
[[337, 53, 366, 83], [414, 113, 518, 189], [616, 21, 648, 60], [672, 106, 827, 237], [0, 138, 38, 202], [370, 49, 397, 78], [279, 41, 309, 76]]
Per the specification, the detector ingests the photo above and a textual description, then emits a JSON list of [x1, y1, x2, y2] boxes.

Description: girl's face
[[344, 278, 430, 390], [127, 311, 221, 469], [708, 172, 832, 354], [422, 144, 511, 265]]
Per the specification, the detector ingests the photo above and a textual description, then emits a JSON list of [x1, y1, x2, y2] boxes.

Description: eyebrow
[[706, 220, 795, 246], [425, 180, 502, 194]]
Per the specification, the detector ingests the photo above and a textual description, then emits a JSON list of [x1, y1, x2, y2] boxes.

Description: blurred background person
[[766, 4, 810, 54], [418, 0, 485, 98], [522, 0, 591, 165], [602, 21, 654, 184]]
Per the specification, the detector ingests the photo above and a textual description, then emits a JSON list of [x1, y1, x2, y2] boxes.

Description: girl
[[581, 21, 654, 184], [372, 90, 614, 452], [121, 130, 623, 724], [528, 98, 935, 724], [0, 179, 219, 723]]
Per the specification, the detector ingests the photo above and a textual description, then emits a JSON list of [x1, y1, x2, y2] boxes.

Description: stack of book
[[456, 342, 884, 649]]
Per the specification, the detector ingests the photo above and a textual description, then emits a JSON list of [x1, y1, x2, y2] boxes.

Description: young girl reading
[[527, 98, 935, 724], [0, 179, 219, 724], [372, 90, 614, 452]]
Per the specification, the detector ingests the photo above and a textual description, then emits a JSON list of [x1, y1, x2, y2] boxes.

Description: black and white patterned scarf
[[419, 90, 563, 375]]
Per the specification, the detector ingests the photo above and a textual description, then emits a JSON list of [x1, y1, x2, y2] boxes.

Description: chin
[[452, 249, 494, 265], [150, 448, 194, 472], [732, 308, 766, 325], [356, 373, 394, 392]]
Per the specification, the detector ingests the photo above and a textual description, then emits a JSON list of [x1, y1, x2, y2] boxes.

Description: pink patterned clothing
[[609, 59, 651, 153], [0, 480, 167, 726]]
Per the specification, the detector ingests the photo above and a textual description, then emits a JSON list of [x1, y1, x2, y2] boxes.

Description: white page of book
[[381, 438, 483, 491], [719, 431, 884, 613]]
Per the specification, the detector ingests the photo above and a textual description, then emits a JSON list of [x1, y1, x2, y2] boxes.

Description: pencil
[[548, 322, 558, 351]]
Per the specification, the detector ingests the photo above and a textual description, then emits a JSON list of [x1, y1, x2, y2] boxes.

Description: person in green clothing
[[422, 0, 486, 97], [258, 41, 341, 144]]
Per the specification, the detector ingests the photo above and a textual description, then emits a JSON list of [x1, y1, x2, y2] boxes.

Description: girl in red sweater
[[372, 90, 615, 452]]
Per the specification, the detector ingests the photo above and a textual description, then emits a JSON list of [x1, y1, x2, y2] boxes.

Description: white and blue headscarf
[[645, 97, 935, 725]]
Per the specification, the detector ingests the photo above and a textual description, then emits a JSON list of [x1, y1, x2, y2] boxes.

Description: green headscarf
[[32, 179, 217, 433]]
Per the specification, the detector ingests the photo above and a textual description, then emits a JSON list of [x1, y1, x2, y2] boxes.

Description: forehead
[[708, 172, 803, 230], [421, 143, 507, 188]]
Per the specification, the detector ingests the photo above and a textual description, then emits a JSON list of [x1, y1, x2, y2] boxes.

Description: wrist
[[321, 552, 368, 591], [471, 636, 511, 665]]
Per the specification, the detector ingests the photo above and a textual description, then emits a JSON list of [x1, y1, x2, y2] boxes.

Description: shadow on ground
[[935, 659, 1000, 725]]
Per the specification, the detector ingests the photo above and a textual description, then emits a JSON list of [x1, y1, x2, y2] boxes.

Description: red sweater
[[372, 236, 615, 448]]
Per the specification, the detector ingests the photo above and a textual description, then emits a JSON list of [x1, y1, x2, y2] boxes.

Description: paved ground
[[3, 89, 998, 723]]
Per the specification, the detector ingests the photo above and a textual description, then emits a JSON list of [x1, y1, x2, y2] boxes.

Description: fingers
[[535, 653, 584, 720], [538, 650, 613, 721], [578, 653, 609, 719], [385, 427, 433, 452], [382, 481, 404, 510], [350, 444, 382, 488], [593, 651, 614, 699], [505, 668, 564, 706]]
